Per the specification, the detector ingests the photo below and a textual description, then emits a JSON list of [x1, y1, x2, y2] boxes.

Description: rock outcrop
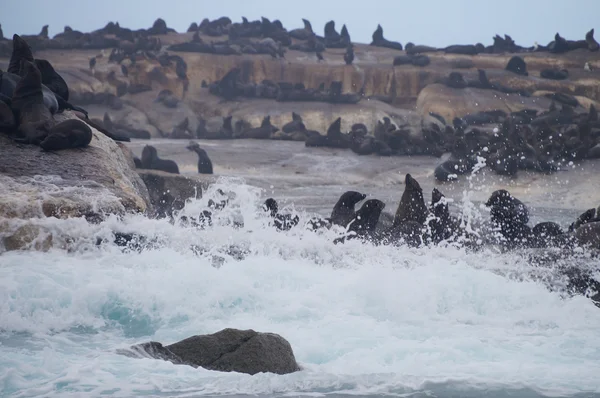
[[3, 29, 599, 140], [138, 170, 205, 218], [120, 328, 300, 375], [0, 111, 151, 221], [416, 83, 555, 122]]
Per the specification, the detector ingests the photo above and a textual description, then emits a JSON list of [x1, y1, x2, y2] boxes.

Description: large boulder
[[0, 111, 151, 221], [121, 328, 300, 375], [137, 170, 204, 218]]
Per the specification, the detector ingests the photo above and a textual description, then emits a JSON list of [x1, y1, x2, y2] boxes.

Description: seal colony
[[3, 18, 599, 182], [0, 34, 132, 150]]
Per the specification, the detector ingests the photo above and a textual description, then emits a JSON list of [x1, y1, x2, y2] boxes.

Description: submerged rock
[[2, 223, 53, 251], [122, 328, 300, 375]]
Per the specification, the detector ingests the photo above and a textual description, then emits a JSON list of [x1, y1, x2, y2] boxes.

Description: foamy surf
[[1, 178, 599, 398]]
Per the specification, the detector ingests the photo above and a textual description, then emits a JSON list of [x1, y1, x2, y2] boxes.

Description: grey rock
[[138, 170, 204, 218], [125, 328, 300, 375]]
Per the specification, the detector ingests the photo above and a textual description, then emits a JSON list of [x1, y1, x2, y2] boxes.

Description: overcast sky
[[2, 0, 599, 48]]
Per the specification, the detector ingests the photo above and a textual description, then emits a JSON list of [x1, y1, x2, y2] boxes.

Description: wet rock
[[124, 328, 300, 375], [2, 224, 53, 251], [137, 170, 204, 218], [574, 221, 600, 248], [416, 84, 552, 122], [0, 111, 151, 219]]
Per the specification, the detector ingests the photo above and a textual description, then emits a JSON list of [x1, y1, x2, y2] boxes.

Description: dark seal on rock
[[347, 199, 386, 239], [8, 34, 34, 75], [34, 59, 69, 101], [485, 189, 531, 245], [141, 145, 180, 174], [506, 56, 528, 76], [10, 60, 53, 144], [393, 174, 428, 227], [540, 68, 569, 80], [40, 119, 93, 151], [330, 191, 367, 227]]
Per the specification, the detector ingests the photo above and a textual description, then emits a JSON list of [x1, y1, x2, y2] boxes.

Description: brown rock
[[0, 111, 151, 220], [416, 84, 553, 122], [3, 224, 53, 251], [137, 170, 205, 218]]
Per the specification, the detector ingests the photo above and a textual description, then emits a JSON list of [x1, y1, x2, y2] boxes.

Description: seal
[[540, 68, 569, 80], [428, 188, 455, 242], [155, 89, 179, 108], [141, 145, 180, 174], [0, 94, 16, 132], [242, 115, 278, 139], [40, 119, 93, 151], [585, 29, 599, 51], [574, 221, 600, 249], [485, 189, 531, 245], [531, 221, 565, 247], [370, 25, 403, 51], [344, 45, 354, 65], [2, 35, 88, 117], [186, 141, 214, 174], [11, 60, 93, 148], [282, 112, 304, 133], [10, 59, 53, 144], [393, 173, 428, 227], [330, 191, 367, 227], [262, 198, 300, 231], [289, 19, 314, 41], [345, 199, 386, 240], [569, 208, 597, 232], [8, 34, 34, 75], [34, 59, 69, 101], [505, 56, 528, 76]]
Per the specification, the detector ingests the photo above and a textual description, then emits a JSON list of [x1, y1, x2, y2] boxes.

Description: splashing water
[[1, 177, 600, 398]]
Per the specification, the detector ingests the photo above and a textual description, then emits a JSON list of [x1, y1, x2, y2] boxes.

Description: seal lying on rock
[[140, 145, 180, 174], [540, 68, 569, 80], [242, 115, 278, 139], [506, 56, 528, 76], [370, 24, 402, 51], [305, 117, 349, 149], [39, 118, 92, 151]]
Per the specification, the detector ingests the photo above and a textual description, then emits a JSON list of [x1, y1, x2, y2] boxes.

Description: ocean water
[[1, 140, 600, 398]]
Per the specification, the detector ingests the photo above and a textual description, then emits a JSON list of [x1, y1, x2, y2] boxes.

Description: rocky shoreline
[[2, 17, 600, 182], [1, 18, 600, 376]]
